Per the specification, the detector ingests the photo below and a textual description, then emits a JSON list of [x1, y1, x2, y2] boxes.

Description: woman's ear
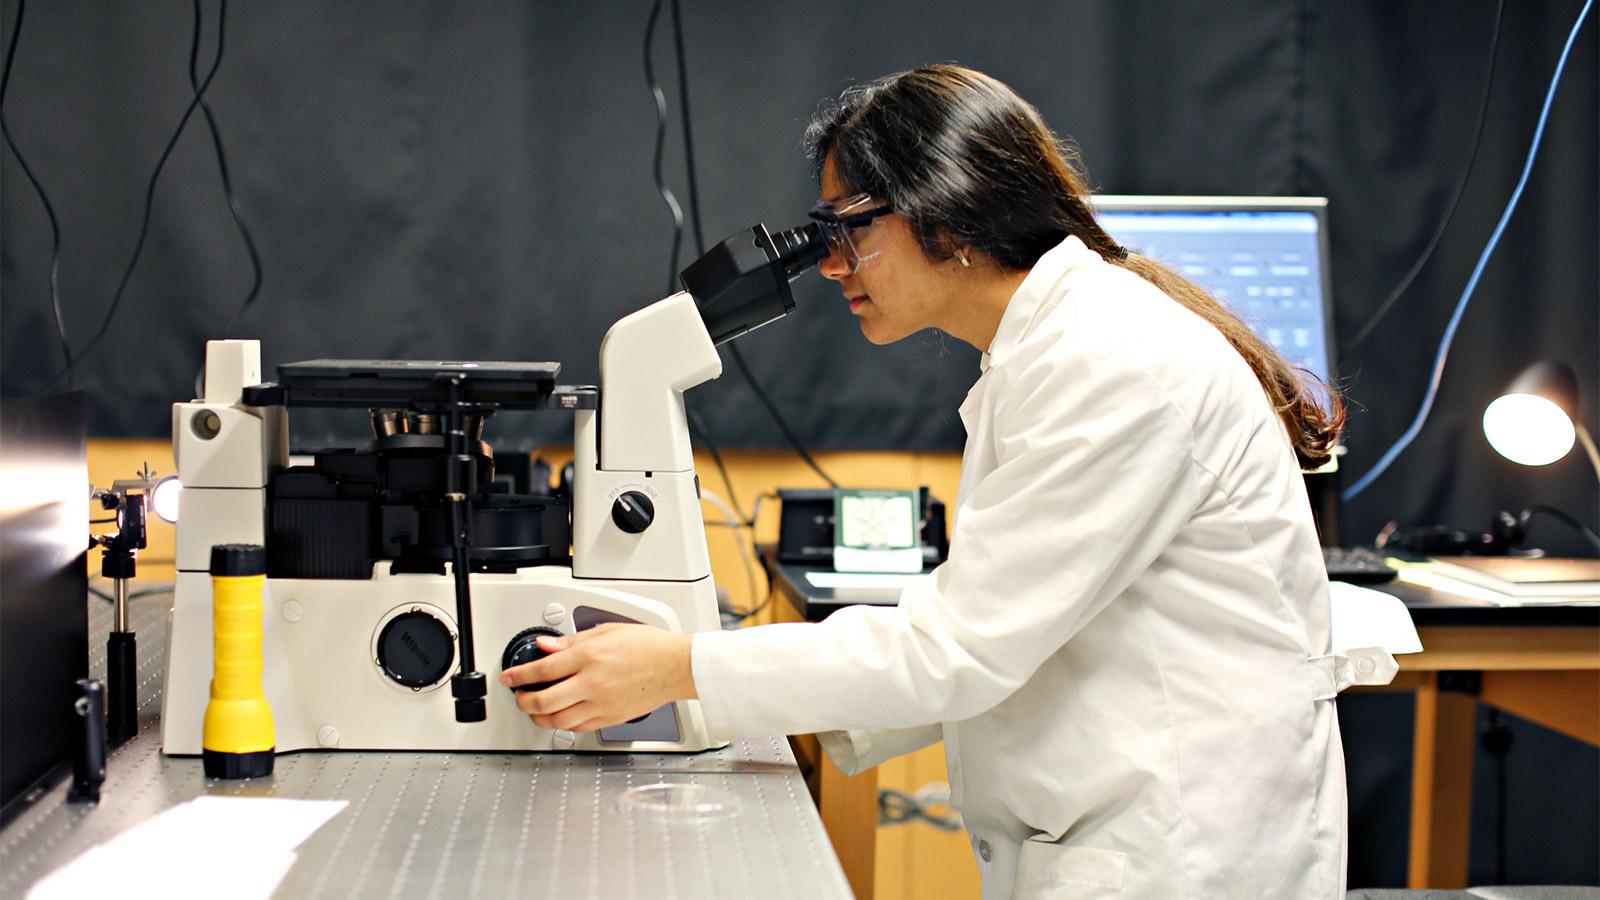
[[929, 226, 970, 268]]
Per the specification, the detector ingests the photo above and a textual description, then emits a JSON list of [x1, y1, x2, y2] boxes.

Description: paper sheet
[[28, 796, 347, 900], [1398, 565, 1600, 607], [804, 571, 931, 591], [1328, 580, 1423, 654]]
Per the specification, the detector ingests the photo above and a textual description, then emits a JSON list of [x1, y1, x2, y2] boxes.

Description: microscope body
[[160, 292, 728, 755]]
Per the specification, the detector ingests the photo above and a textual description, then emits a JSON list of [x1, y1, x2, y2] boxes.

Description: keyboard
[[1323, 546, 1399, 584]]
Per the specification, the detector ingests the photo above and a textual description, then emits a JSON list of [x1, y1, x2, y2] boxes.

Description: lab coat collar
[[979, 235, 1101, 373]]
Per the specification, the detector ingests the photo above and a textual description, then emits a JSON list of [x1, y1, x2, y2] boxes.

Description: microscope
[[161, 223, 826, 755]]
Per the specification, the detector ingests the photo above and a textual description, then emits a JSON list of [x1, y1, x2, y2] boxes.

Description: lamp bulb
[[1482, 393, 1576, 466]]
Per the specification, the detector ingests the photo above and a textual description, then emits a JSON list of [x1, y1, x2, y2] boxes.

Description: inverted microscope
[[161, 222, 827, 755]]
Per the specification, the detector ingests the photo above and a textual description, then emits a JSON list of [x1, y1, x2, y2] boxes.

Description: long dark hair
[[806, 65, 1345, 468]]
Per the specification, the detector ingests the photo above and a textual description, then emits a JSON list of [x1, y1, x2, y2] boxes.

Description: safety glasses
[[809, 193, 895, 275]]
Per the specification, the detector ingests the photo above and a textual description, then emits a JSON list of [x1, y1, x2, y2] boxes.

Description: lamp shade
[[1482, 361, 1579, 467]]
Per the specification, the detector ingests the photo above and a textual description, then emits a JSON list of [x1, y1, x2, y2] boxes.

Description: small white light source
[[1483, 393, 1576, 466], [151, 476, 183, 523]]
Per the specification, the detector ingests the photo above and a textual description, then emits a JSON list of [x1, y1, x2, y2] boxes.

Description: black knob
[[611, 491, 654, 534], [501, 627, 565, 692], [452, 673, 487, 723]]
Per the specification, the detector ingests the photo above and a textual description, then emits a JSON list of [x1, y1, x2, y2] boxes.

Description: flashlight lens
[[152, 476, 183, 523]]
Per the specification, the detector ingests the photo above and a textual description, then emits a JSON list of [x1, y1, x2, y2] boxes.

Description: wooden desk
[[761, 546, 1600, 897], [1370, 582, 1600, 889], [762, 548, 976, 900]]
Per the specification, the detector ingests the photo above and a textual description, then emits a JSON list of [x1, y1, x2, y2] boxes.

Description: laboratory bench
[[0, 588, 852, 900], [759, 545, 1600, 896]]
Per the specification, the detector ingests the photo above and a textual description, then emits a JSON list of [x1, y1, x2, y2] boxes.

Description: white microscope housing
[[160, 222, 827, 755]]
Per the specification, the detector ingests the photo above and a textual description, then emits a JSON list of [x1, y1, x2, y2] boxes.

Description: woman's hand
[[500, 623, 696, 732]]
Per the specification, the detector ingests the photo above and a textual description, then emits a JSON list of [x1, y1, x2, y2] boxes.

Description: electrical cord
[[1526, 504, 1600, 553], [1, 0, 72, 388], [700, 490, 783, 625], [1343, 0, 1505, 355], [667, 0, 704, 256], [186, 0, 262, 337], [643, 0, 763, 545], [41, 0, 230, 391], [728, 345, 841, 488], [643, 0, 685, 295], [878, 783, 962, 831], [1481, 708, 1513, 884], [699, 487, 764, 621], [1342, 0, 1593, 502], [664, 0, 841, 490], [687, 405, 749, 521]]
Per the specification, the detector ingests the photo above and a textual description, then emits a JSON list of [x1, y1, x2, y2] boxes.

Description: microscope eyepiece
[[682, 222, 828, 346], [768, 223, 828, 280]]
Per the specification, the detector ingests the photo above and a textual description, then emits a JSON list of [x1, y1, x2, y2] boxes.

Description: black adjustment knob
[[611, 491, 654, 534], [501, 627, 566, 692]]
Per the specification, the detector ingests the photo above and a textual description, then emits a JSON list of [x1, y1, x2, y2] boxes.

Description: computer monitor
[[1091, 196, 1336, 387]]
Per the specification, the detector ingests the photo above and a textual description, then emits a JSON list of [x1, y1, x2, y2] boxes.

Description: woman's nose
[[818, 247, 849, 281]]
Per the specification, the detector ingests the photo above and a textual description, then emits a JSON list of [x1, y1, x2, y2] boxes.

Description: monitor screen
[[1092, 197, 1334, 386]]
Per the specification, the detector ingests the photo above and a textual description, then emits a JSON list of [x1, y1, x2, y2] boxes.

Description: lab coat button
[[1356, 655, 1376, 676], [978, 840, 992, 862]]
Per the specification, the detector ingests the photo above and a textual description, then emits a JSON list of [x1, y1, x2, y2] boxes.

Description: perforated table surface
[[1, 589, 852, 899]]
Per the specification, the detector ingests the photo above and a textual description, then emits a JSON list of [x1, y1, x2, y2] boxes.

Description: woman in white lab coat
[[503, 65, 1350, 899]]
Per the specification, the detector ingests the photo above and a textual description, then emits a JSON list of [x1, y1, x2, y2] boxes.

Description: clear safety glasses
[[808, 193, 895, 275]]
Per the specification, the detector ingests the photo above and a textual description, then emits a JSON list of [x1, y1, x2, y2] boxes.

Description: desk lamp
[[1482, 360, 1599, 481], [1384, 361, 1599, 556]]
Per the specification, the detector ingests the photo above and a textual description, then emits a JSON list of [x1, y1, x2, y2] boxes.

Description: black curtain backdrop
[[2, 1, 1596, 885]]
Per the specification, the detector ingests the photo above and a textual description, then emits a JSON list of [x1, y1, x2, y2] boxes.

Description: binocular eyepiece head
[[681, 222, 829, 346]]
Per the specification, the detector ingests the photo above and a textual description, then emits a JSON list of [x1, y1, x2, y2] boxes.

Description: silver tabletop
[[1, 588, 852, 899]]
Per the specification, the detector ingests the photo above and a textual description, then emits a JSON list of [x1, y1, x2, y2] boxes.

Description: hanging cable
[[665, 0, 840, 489], [1, 0, 73, 388], [1343, 0, 1505, 355], [643, 0, 685, 295], [688, 406, 749, 522], [184, 0, 262, 336], [641, 0, 779, 611], [41, 0, 229, 390], [668, 0, 704, 258], [1343, 0, 1593, 502]]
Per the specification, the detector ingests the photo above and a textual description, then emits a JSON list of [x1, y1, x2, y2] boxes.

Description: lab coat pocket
[[1014, 838, 1126, 899]]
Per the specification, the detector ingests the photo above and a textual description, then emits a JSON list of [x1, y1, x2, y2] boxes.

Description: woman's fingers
[[501, 624, 692, 733], [528, 700, 599, 732], [513, 676, 585, 717], [500, 642, 583, 689]]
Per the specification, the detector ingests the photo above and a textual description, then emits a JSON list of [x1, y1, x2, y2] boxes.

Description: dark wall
[[3, 3, 1595, 535], [3, 2, 1594, 556], [1, 0, 1596, 884]]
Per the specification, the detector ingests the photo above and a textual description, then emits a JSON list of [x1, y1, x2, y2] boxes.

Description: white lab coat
[[692, 235, 1347, 899]]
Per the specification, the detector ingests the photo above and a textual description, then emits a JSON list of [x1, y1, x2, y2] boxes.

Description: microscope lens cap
[[210, 544, 267, 577]]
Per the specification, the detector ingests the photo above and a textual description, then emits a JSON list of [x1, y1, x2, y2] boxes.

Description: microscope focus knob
[[611, 491, 655, 534], [501, 627, 565, 692]]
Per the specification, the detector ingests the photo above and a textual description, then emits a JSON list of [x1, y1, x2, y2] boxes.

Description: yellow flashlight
[[202, 544, 275, 779]]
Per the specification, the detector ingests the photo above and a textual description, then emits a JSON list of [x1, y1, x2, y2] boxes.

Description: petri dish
[[619, 782, 740, 824]]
